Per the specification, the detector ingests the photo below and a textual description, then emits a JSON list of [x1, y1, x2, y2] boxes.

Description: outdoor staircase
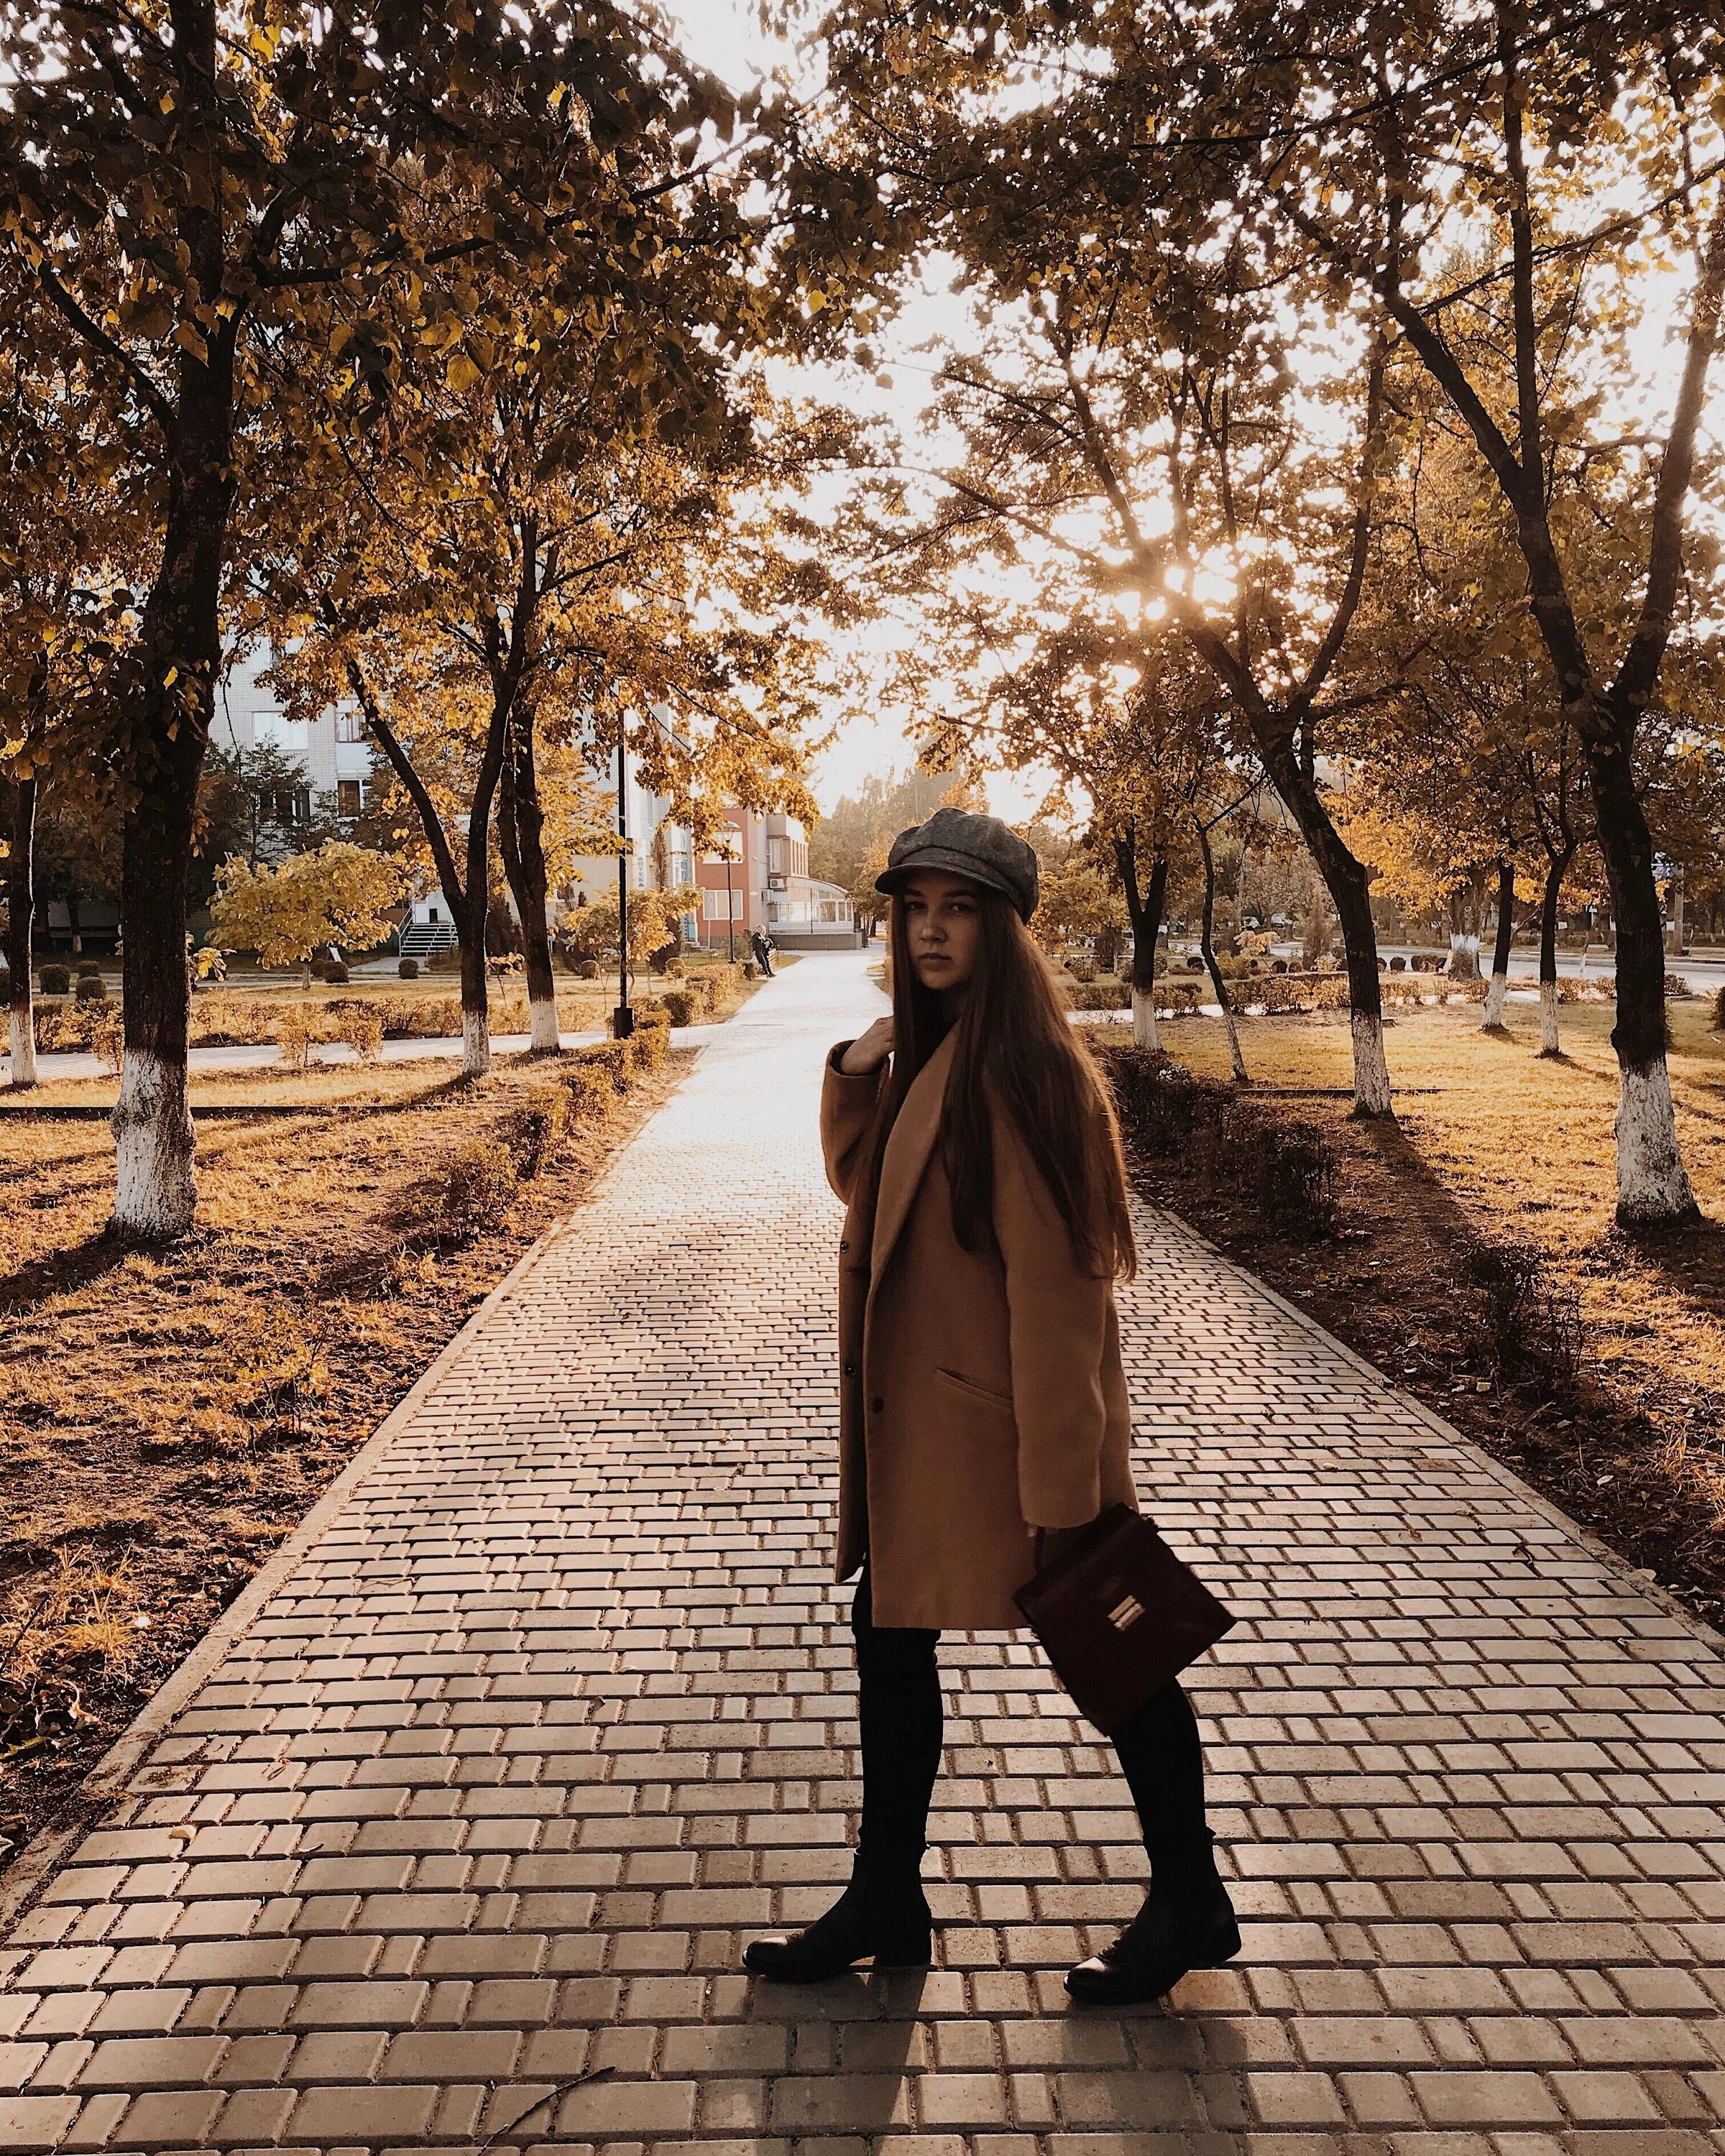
[[397, 919, 459, 962]]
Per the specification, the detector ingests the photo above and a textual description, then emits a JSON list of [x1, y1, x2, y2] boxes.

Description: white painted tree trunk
[[1221, 999, 1248, 1084], [1350, 1008, 1393, 1118], [111, 1049, 197, 1238], [1131, 988, 1160, 1051], [1448, 931, 1481, 980], [9, 1005, 36, 1088], [462, 1008, 492, 1079], [1614, 1059, 1698, 1225], [528, 993, 561, 1056], [1481, 971, 1509, 1030], [1538, 978, 1561, 1056]]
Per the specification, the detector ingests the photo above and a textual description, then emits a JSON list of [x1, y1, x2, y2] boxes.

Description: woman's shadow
[[743, 1963, 931, 2134]]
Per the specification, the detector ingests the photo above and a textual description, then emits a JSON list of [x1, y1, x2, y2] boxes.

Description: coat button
[[840, 1239, 849, 1253], [870, 1397, 885, 1414], [842, 1362, 857, 1377]]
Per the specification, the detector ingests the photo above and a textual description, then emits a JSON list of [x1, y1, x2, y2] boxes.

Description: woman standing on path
[[742, 806, 1239, 2006]]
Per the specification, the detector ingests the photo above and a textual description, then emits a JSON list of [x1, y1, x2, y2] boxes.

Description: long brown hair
[[865, 885, 1136, 1280]]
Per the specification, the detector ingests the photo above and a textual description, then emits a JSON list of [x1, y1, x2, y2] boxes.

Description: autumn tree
[[209, 842, 405, 986], [1086, 0, 1725, 1220], [0, 0, 738, 1231], [264, 195, 830, 1068], [815, 17, 1404, 1113]]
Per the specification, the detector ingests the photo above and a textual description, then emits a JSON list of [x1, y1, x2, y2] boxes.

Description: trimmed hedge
[[1100, 1045, 1337, 1240]]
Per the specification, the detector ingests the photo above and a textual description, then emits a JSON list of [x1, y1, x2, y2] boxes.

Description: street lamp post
[[723, 840, 736, 963], [613, 726, 634, 1040]]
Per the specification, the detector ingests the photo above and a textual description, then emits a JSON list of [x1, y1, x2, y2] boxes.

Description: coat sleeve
[[991, 1104, 1113, 1529], [819, 1044, 884, 1204]]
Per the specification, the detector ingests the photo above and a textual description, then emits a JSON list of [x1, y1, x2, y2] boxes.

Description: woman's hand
[[840, 1017, 894, 1075]]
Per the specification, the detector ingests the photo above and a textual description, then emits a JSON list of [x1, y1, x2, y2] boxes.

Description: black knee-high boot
[[1066, 1679, 1240, 2004], [742, 1569, 939, 1981]]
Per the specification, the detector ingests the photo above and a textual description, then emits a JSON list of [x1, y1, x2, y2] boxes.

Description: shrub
[[566, 1060, 615, 1123], [1067, 954, 1098, 984], [397, 957, 420, 980], [1225, 1107, 1336, 1239], [630, 1018, 668, 1073], [0, 967, 9, 1003], [83, 1008, 124, 1073], [74, 973, 107, 1003], [1100, 1046, 1335, 1237], [275, 1005, 328, 1073], [1389, 954, 1406, 972], [1184, 954, 1204, 972], [436, 1138, 519, 1239], [574, 958, 599, 979], [39, 963, 71, 995], [1665, 972, 1692, 998], [323, 960, 350, 985], [1714, 984, 1725, 1031], [576, 1041, 630, 1095], [1458, 1242, 1582, 1384], [500, 1086, 571, 1176], [662, 987, 699, 1027], [76, 960, 103, 980], [332, 1005, 384, 1062], [1068, 981, 1131, 1011]]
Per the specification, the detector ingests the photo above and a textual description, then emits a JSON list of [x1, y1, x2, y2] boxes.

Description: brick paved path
[[4, 948, 1725, 2156]]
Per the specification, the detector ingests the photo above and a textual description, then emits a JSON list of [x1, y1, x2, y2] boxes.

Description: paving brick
[[0, 2096, 77, 2150], [288, 2083, 440, 2141], [6, 954, 1725, 2151], [78, 2037, 227, 2089]]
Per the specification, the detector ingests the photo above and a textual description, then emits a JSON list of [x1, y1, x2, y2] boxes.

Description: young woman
[[742, 806, 1239, 2006]]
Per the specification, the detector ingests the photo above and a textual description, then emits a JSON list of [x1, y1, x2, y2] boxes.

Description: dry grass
[[0, 1046, 690, 1867], [1096, 992, 1725, 1623]]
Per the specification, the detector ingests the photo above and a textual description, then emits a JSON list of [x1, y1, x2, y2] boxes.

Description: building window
[[704, 887, 741, 920], [335, 710, 366, 743], [337, 779, 362, 817]]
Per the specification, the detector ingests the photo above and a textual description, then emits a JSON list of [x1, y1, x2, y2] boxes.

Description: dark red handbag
[[1013, 1503, 1237, 1736]]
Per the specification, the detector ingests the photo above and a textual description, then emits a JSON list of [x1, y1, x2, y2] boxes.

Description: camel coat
[[820, 1027, 1138, 1630]]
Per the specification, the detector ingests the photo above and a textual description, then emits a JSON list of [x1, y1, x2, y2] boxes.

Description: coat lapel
[[870, 1028, 957, 1280]]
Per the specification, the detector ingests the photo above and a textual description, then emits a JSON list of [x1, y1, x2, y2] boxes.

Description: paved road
[[3, 949, 1724, 2154]]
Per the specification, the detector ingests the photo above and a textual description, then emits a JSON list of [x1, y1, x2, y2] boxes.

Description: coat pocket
[[934, 1365, 1014, 1412]]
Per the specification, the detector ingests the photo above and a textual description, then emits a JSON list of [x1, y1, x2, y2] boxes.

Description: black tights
[[851, 1567, 1212, 1892]]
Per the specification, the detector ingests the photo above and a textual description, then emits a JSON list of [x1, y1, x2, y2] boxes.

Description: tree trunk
[[6, 775, 37, 1088], [497, 712, 559, 1056], [355, 665, 506, 1082], [1263, 738, 1392, 1116], [106, 0, 234, 1240], [113, 720, 208, 1238], [1117, 842, 1167, 1051], [111, 469, 233, 1236], [1197, 820, 1248, 1084], [1447, 877, 1483, 981], [1300, 862, 1328, 967], [459, 913, 492, 1077], [1586, 729, 1696, 1223], [1537, 844, 1572, 1058], [1481, 855, 1515, 1030]]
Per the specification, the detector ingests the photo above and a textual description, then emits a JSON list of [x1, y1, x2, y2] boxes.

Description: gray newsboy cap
[[875, 805, 1039, 922]]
